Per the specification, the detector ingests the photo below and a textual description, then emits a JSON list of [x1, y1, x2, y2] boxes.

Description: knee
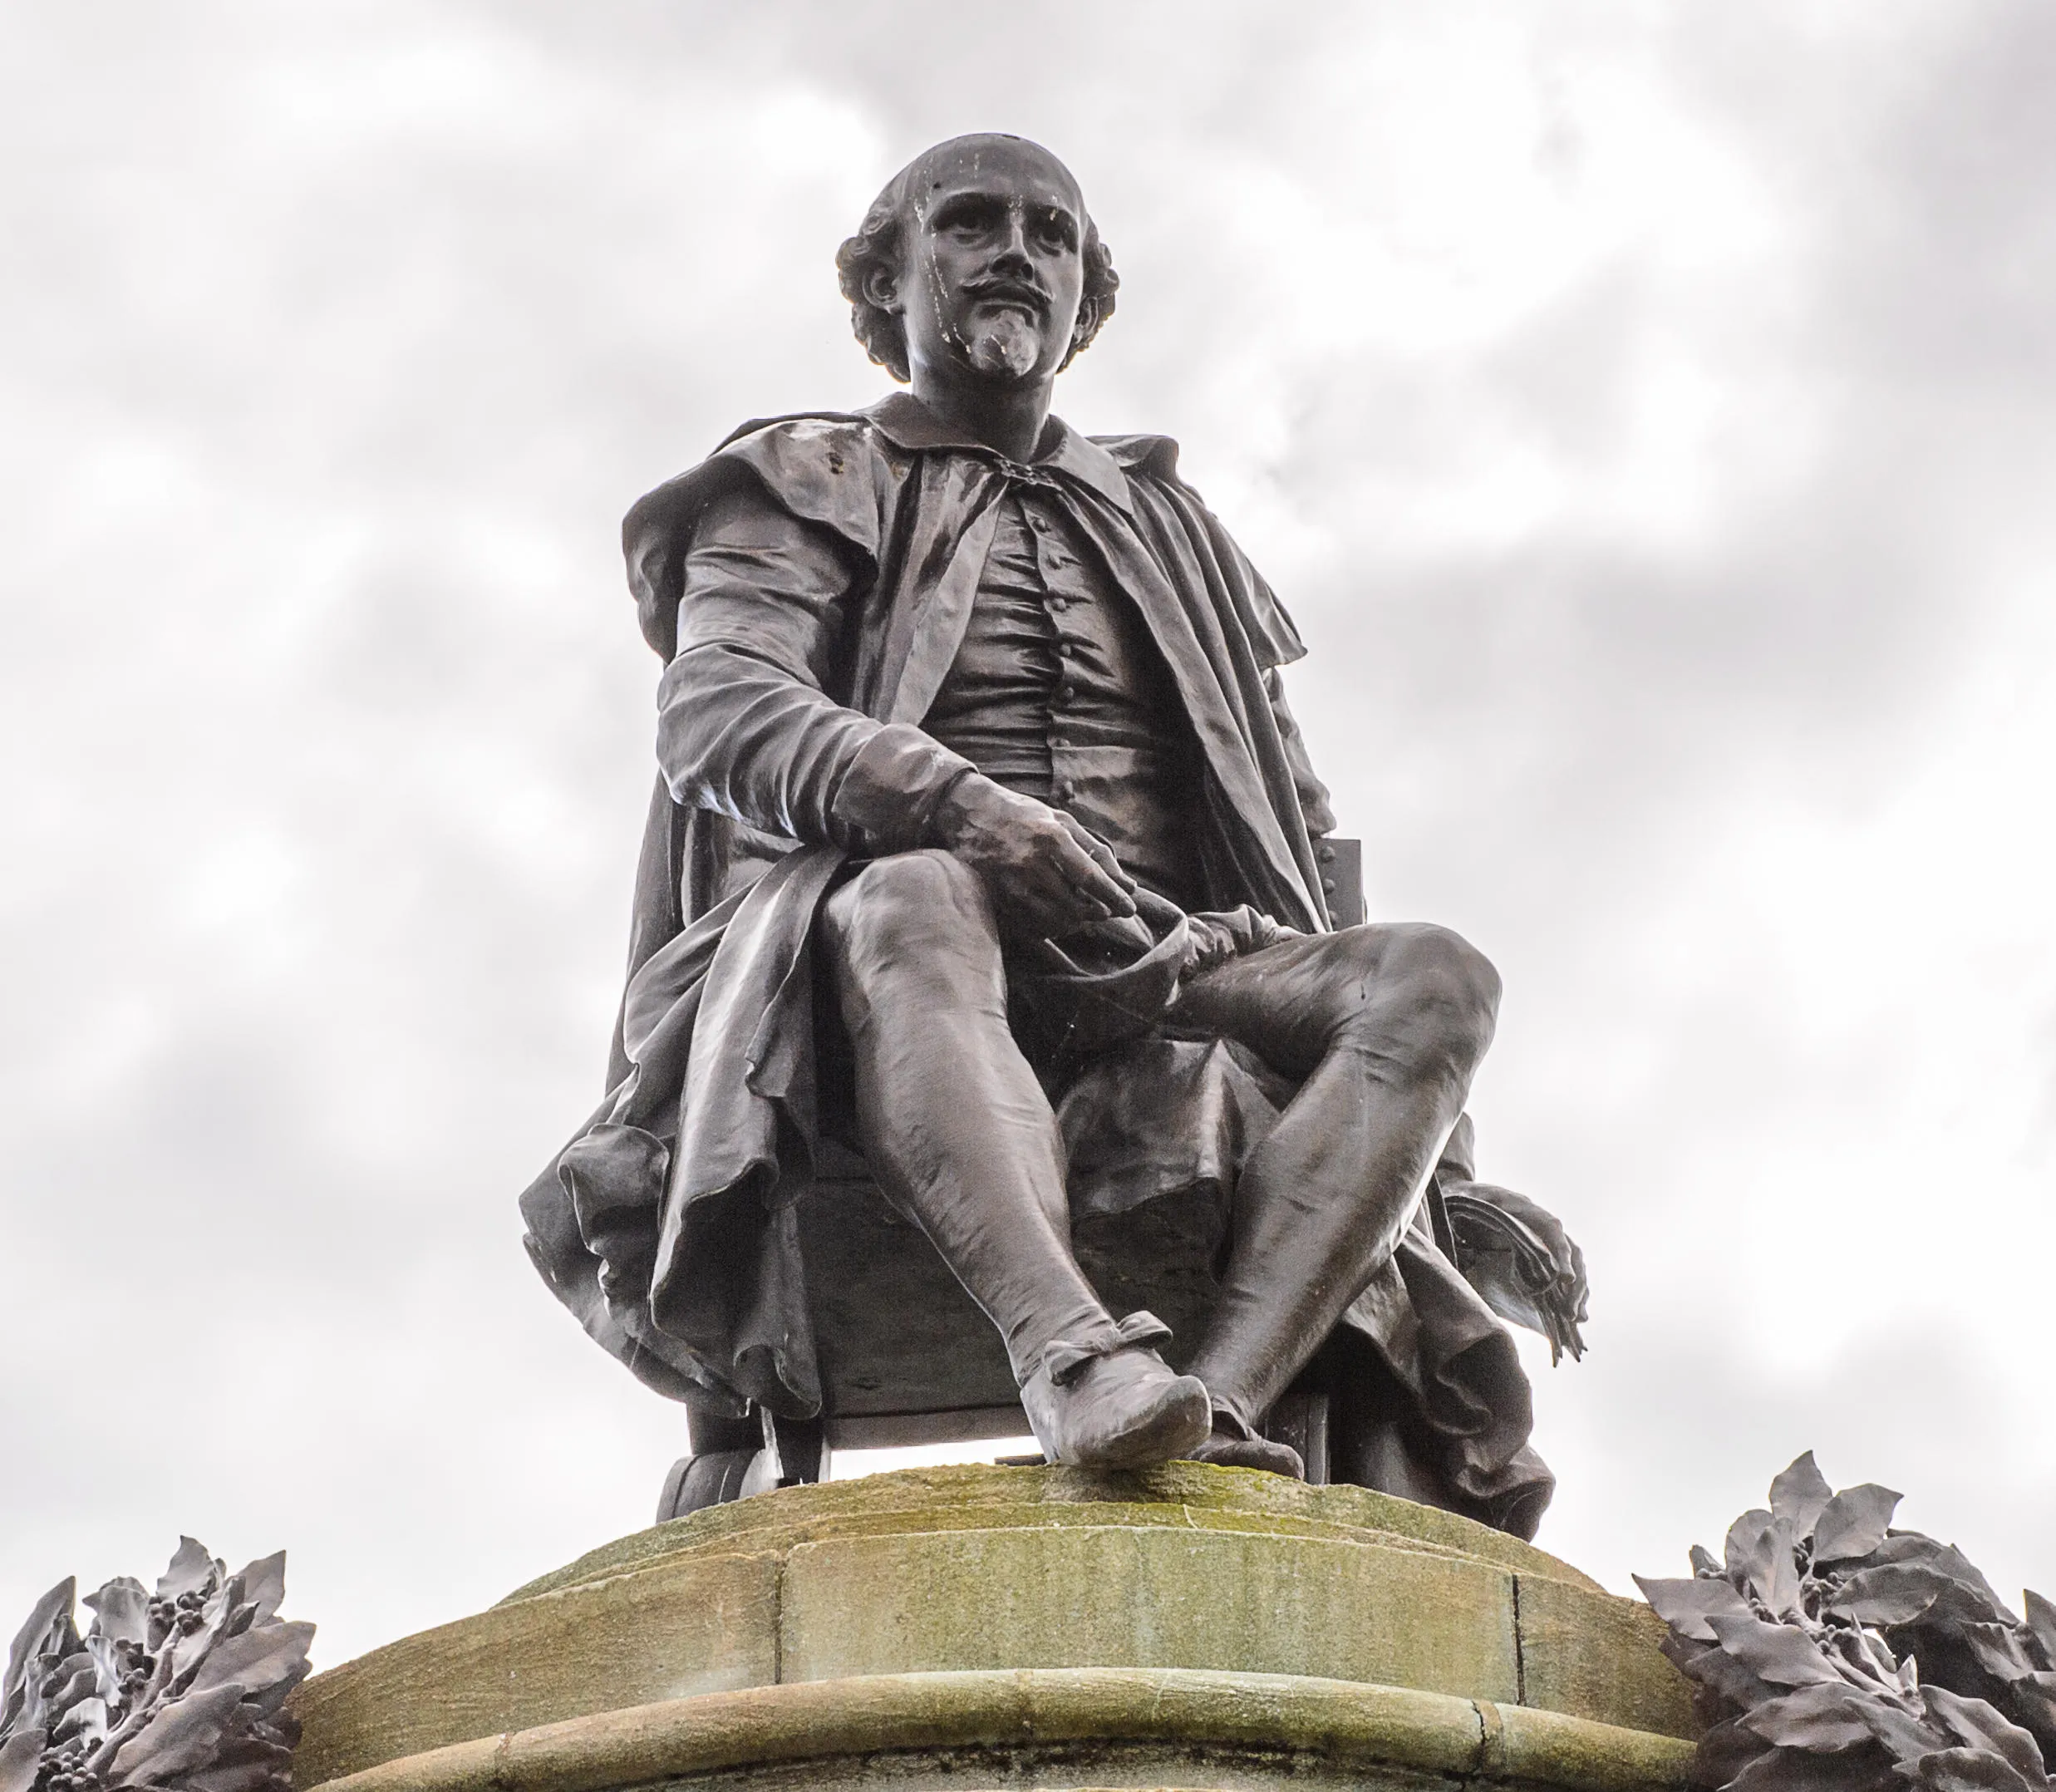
[[825, 849, 996, 977], [1353, 923, 1502, 1068], [1394, 923, 1500, 1060]]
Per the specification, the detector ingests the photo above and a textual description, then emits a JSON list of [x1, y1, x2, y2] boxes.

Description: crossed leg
[[820, 848, 1498, 1471], [1171, 922, 1502, 1445]]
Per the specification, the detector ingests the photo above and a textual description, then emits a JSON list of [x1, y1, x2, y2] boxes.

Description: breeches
[[817, 848, 1503, 1411], [822, 847, 1502, 1095]]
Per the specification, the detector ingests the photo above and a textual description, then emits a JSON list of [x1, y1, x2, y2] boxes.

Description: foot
[[655, 1450, 762, 1520], [1020, 1318, 1211, 1470], [1187, 1424, 1306, 1479]]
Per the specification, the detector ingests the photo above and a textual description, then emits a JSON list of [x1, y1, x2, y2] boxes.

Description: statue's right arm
[[657, 482, 1136, 929], [654, 484, 976, 851]]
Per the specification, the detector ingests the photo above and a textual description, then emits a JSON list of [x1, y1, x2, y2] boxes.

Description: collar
[[862, 390, 1132, 513]]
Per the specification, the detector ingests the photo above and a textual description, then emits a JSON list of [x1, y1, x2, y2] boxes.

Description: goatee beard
[[967, 312, 1040, 380]]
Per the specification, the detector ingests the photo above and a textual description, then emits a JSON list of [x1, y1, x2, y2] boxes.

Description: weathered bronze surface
[[1640, 1452, 2056, 1790], [0, 1540, 312, 1792], [519, 135, 1588, 1533]]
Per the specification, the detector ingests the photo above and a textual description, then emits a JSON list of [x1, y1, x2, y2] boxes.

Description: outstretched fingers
[[1055, 814, 1136, 918]]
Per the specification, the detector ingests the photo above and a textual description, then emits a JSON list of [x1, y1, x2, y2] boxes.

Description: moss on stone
[[300, 1667, 1693, 1792], [289, 1467, 1693, 1791], [1515, 1574, 1700, 1743], [779, 1524, 1522, 1701], [499, 1464, 1601, 1606], [291, 1553, 781, 1790]]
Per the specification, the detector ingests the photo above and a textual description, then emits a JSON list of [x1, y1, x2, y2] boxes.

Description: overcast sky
[[5, 2, 2054, 1671]]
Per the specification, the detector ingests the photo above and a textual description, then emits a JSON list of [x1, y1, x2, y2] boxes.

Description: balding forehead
[[901, 135, 1085, 218]]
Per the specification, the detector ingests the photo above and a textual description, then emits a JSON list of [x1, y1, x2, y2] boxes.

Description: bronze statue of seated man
[[521, 135, 1582, 1522]]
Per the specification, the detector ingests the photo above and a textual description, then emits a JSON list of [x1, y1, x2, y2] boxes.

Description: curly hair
[[834, 145, 1120, 384]]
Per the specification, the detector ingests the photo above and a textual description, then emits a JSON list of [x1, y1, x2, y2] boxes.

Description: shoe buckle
[[1036, 1310, 1173, 1387]]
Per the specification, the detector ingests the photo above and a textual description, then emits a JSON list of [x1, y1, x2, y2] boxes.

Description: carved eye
[[936, 199, 1001, 238]]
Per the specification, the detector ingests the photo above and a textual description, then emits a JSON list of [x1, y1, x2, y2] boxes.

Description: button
[[1321, 877, 1338, 894], [1317, 844, 1336, 864], [1047, 594, 1069, 612]]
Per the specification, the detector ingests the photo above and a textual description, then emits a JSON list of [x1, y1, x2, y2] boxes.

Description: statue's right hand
[[932, 774, 1138, 937]]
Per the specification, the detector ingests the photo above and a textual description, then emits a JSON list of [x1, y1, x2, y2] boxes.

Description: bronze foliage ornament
[[1639, 1454, 2056, 1790], [0, 1542, 312, 1792]]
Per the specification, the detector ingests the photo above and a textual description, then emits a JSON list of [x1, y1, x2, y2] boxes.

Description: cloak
[[519, 392, 1558, 1536]]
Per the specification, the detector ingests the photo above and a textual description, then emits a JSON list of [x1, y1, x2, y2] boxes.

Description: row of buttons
[[1017, 494, 1122, 817]]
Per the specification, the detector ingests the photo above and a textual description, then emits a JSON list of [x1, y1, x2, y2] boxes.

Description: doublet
[[881, 482, 1202, 907]]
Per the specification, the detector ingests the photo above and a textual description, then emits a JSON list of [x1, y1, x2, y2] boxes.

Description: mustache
[[963, 274, 1050, 311]]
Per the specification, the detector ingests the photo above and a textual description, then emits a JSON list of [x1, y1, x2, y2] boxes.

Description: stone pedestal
[[288, 1465, 1697, 1792]]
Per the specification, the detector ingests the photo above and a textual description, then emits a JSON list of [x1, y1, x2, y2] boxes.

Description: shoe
[[1188, 1423, 1306, 1479], [1019, 1312, 1211, 1470]]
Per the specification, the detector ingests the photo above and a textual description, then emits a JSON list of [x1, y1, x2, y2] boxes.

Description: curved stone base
[[288, 1465, 1696, 1792], [306, 1667, 1693, 1792]]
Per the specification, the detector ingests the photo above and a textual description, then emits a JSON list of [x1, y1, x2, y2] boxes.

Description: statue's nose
[[991, 212, 1035, 270]]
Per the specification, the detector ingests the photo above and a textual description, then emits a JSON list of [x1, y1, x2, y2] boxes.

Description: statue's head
[[836, 134, 1120, 388]]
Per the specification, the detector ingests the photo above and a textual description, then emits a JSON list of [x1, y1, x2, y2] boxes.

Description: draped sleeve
[[636, 419, 977, 854]]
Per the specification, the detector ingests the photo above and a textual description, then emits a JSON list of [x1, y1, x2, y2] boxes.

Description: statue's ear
[[862, 260, 902, 315]]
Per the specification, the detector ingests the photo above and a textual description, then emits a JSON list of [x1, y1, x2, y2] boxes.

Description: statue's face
[[883, 136, 1088, 390]]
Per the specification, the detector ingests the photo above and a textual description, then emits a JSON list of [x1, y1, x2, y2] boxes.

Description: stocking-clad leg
[[821, 849, 1209, 1465], [822, 849, 1105, 1376], [1172, 922, 1501, 1441]]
